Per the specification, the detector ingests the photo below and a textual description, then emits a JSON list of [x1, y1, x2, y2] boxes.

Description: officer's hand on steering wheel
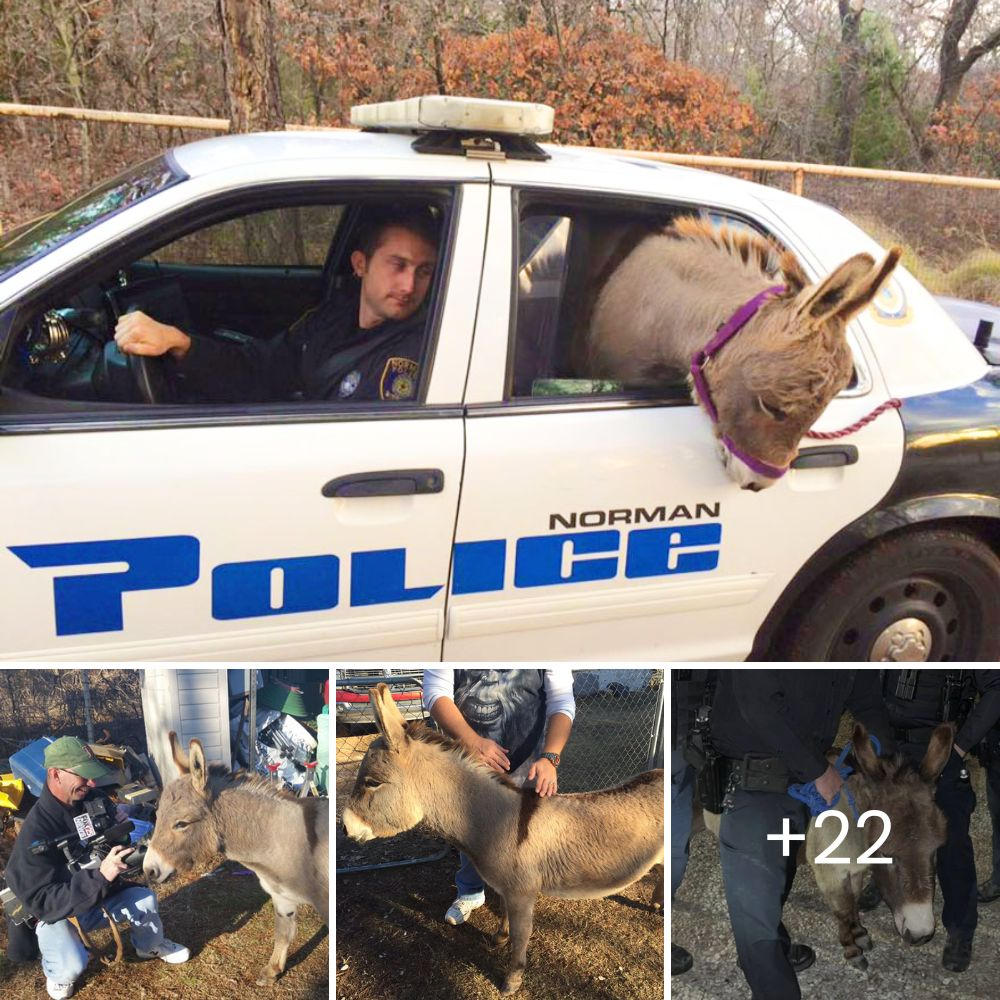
[[114, 310, 191, 360], [98, 844, 131, 883]]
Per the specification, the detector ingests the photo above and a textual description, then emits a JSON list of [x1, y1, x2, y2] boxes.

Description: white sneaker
[[46, 980, 74, 1000], [445, 891, 486, 925], [135, 937, 190, 964]]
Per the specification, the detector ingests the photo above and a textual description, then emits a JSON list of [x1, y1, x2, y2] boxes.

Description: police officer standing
[[712, 669, 894, 1000], [670, 669, 716, 977], [860, 669, 1000, 972]]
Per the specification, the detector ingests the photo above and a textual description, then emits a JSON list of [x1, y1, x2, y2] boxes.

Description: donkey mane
[[668, 214, 784, 283], [202, 766, 303, 802], [403, 721, 524, 791]]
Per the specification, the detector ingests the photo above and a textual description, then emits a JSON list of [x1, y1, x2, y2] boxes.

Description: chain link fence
[[335, 668, 663, 874], [0, 668, 147, 774]]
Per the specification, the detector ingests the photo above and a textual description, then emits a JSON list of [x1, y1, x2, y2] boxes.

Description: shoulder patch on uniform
[[380, 357, 419, 400]]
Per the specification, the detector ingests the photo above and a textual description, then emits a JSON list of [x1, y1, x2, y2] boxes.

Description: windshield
[[0, 154, 187, 281]]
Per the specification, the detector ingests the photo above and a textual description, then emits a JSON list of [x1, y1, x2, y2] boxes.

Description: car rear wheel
[[782, 528, 1000, 661]]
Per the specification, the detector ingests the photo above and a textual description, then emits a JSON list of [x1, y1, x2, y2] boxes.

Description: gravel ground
[[671, 761, 1000, 1000]]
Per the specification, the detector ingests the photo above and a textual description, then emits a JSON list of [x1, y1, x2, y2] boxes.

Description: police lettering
[[10, 523, 722, 635]]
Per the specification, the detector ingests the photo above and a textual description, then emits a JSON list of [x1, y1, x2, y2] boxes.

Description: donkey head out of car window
[[585, 216, 902, 490]]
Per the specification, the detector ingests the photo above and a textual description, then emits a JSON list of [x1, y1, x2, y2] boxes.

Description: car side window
[[146, 205, 343, 268], [0, 193, 450, 416], [509, 203, 687, 401], [508, 199, 856, 401]]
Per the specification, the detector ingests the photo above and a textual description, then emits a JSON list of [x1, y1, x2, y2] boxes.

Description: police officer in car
[[712, 669, 894, 1000], [114, 205, 439, 403], [5, 737, 189, 1000], [857, 669, 1000, 973]]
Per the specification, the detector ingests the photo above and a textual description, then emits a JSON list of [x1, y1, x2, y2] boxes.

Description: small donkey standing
[[343, 683, 664, 994], [144, 733, 329, 985]]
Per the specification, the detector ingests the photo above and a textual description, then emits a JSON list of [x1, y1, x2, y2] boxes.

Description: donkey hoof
[[854, 931, 872, 952], [255, 966, 280, 986], [500, 973, 523, 994], [848, 954, 869, 972]]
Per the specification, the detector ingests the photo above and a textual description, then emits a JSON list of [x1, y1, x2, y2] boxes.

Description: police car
[[1, 96, 997, 662]]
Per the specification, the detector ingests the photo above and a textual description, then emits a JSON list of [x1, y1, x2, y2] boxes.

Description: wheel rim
[[829, 574, 981, 661]]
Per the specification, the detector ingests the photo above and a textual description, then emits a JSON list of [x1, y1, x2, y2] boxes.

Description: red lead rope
[[804, 398, 903, 440]]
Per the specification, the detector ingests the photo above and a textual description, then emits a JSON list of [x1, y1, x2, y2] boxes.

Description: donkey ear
[[798, 247, 902, 329], [169, 731, 190, 774], [794, 252, 875, 326], [189, 739, 209, 798], [371, 683, 408, 750], [851, 722, 884, 780], [920, 723, 954, 782]]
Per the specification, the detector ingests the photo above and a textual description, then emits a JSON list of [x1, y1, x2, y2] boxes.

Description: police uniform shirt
[[711, 669, 895, 783], [176, 286, 426, 404], [884, 669, 1000, 751]]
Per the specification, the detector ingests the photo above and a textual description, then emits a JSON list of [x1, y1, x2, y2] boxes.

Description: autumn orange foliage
[[281, 12, 759, 156]]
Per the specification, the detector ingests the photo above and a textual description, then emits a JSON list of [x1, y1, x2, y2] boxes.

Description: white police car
[[1, 96, 997, 662]]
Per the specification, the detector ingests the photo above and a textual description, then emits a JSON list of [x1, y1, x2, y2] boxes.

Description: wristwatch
[[539, 752, 561, 768]]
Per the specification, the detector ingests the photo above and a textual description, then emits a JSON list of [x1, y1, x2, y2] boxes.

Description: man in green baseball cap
[[44, 737, 114, 806], [5, 735, 190, 999]]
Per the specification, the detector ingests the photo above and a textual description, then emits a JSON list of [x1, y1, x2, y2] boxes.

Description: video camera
[[1, 798, 149, 926], [32, 797, 148, 880]]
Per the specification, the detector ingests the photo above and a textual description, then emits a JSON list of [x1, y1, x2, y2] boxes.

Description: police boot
[[978, 878, 1000, 903], [857, 878, 882, 912], [672, 943, 693, 976], [942, 934, 972, 972]]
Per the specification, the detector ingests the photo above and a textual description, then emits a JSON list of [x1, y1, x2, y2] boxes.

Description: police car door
[[445, 174, 903, 660], [0, 163, 489, 659]]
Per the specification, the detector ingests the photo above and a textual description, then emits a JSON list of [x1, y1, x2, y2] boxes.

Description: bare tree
[[934, 0, 1000, 109], [216, 0, 285, 132]]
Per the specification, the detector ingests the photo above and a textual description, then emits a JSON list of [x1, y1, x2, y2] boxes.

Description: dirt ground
[[672, 754, 1000, 1000], [0, 835, 329, 1000], [335, 849, 663, 1000]]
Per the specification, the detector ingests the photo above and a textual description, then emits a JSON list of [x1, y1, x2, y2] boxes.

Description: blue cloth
[[455, 851, 485, 897], [671, 746, 695, 900], [787, 735, 881, 818]]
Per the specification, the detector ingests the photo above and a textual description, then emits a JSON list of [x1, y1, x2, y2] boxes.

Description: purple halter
[[690, 284, 788, 480]]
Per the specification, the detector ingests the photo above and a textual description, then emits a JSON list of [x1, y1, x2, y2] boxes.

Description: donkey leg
[[500, 894, 535, 995], [651, 863, 665, 912], [848, 870, 872, 953], [493, 902, 510, 949], [827, 876, 868, 970], [256, 894, 298, 986]]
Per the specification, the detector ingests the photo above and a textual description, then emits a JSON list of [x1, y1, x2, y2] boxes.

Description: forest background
[[1, 0, 998, 302]]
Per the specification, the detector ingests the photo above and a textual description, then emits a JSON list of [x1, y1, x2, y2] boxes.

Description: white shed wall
[[141, 668, 232, 785]]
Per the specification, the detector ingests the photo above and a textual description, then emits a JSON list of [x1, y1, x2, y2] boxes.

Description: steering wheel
[[112, 302, 173, 404]]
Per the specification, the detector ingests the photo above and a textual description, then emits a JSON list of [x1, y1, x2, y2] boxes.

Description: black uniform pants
[[719, 787, 810, 1000], [985, 754, 1000, 884], [904, 741, 978, 941]]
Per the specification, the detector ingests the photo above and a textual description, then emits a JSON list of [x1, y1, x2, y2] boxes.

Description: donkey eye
[[173, 820, 190, 830], [363, 777, 382, 789], [758, 396, 787, 421]]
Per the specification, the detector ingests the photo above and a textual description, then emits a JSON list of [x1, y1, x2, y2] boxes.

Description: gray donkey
[[144, 733, 329, 985], [342, 683, 664, 994]]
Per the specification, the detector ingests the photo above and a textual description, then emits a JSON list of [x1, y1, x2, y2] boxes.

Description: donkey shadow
[[152, 860, 325, 969]]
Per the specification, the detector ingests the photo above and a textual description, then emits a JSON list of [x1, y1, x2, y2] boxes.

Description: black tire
[[782, 528, 1000, 661]]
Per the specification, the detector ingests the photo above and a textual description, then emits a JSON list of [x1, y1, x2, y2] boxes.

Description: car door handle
[[791, 445, 859, 470], [321, 469, 445, 498]]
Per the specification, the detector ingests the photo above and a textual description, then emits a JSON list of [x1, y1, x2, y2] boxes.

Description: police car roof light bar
[[350, 95, 555, 136]]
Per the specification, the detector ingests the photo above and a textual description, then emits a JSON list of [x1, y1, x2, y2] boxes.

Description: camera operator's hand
[[99, 844, 132, 883]]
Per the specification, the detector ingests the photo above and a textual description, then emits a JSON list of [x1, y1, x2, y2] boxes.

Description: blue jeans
[[36, 886, 167, 984], [456, 852, 485, 896]]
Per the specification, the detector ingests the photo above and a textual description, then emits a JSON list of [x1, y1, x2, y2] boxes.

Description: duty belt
[[893, 725, 939, 744], [721, 755, 790, 794]]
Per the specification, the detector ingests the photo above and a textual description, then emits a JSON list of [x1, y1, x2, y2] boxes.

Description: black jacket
[[883, 669, 1000, 751], [176, 287, 427, 403], [5, 785, 126, 924], [711, 669, 895, 783]]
